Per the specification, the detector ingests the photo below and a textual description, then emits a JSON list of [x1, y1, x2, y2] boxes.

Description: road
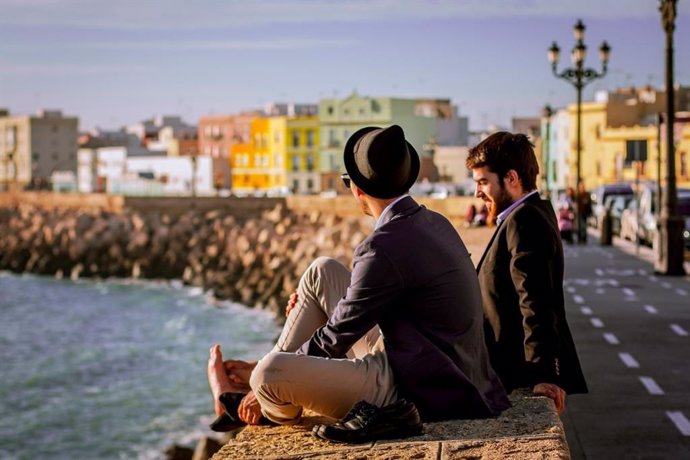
[[561, 234, 690, 459]]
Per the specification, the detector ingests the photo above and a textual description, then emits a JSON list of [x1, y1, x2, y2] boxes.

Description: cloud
[[0, 0, 666, 30], [0, 64, 151, 75], [68, 38, 356, 51]]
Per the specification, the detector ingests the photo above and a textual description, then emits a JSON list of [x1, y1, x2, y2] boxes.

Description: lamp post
[[548, 19, 610, 243], [655, 0, 685, 275], [542, 105, 553, 199]]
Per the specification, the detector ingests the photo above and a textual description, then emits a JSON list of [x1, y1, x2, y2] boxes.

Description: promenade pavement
[[561, 230, 690, 459]]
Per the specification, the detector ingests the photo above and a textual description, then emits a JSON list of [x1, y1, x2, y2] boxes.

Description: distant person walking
[[576, 183, 592, 243], [467, 132, 588, 415]]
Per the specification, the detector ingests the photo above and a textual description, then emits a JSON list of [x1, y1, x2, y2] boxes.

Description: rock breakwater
[[0, 204, 370, 316]]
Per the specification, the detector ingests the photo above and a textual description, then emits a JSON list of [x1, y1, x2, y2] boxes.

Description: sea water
[[0, 272, 279, 459]]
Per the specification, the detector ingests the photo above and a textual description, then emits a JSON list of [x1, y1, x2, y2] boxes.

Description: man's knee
[[250, 351, 291, 391], [307, 256, 341, 279], [300, 256, 343, 293]]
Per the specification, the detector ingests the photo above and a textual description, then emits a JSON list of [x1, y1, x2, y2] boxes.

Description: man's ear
[[504, 170, 521, 187], [353, 185, 366, 197]]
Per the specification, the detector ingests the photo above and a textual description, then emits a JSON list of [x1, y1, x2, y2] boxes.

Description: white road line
[[591, 318, 605, 328], [595, 268, 604, 276], [666, 411, 690, 436], [637, 269, 646, 276], [649, 275, 658, 282], [595, 288, 605, 294], [639, 376, 664, 395], [619, 352, 640, 368], [622, 288, 636, 297], [644, 305, 658, 314], [661, 282, 672, 289], [676, 288, 688, 296], [573, 295, 584, 304], [610, 279, 620, 287], [670, 324, 689, 337], [603, 333, 620, 345], [580, 306, 593, 315], [566, 286, 576, 293]]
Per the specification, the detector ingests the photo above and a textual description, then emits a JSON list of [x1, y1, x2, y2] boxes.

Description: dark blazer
[[477, 193, 588, 394], [300, 196, 510, 421]]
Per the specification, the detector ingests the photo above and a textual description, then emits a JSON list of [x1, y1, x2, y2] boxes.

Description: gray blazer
[[300, 197, 510, 421]]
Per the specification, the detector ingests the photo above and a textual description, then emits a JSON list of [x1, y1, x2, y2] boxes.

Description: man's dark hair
[[466, 131, 539, 191]]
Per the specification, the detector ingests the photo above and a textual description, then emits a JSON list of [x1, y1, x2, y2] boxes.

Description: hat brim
[[343, 126, 420, 199]]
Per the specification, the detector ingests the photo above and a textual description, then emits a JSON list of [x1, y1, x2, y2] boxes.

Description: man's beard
[[489, 188, 514, 221]]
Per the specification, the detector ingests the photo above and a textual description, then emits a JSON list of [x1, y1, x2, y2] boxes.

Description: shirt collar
[[375, 195, 409, 230], [496, 190, 538, 225]]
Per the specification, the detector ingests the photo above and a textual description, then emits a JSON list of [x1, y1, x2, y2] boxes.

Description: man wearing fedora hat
[[207, 125, 509, 443]]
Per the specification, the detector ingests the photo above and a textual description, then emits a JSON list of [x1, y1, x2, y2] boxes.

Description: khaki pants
[[249, 257, 397, 424]]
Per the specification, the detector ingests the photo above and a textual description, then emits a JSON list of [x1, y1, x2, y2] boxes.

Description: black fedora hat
[[343, 125, 420, 199]]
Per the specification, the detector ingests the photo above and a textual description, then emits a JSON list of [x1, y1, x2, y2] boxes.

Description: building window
[[329, 154, 336, 171], [276, 154, 283, 168], [328, 129, 337, 147], [292, 179, 299, 193], [306, 130, 314, 147], [292, 131, 300, 148], [307, 178, 314, 191], [292, 154, 300, 171], [327, 106, 334, 115], [306, 154, 314, 172]]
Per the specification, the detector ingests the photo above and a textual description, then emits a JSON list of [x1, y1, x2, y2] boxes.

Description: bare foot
[[224, 359, 256, 390], [207, 344, 237, 416]]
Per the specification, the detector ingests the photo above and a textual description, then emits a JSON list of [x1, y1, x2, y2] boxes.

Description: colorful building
[[198, 113, 257, 190], [570, 86, 690, 190], [230, 115, 319, 195], [537, 86, 690, 196], [318, 92, 464, 193]]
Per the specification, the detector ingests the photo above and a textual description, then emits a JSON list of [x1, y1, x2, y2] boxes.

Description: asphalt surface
[[560, 232, 690, 459]]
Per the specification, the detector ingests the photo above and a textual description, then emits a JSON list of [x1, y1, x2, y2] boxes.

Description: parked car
[[620, 185, 690, 248], [589, 184, 634, 229]]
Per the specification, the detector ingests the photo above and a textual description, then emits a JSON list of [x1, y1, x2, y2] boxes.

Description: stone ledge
[[211, 394, 569, 459]]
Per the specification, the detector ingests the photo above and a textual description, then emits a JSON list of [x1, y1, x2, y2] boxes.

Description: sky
[[1, 0, 689, 132]]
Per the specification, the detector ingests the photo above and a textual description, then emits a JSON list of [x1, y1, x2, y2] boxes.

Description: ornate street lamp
[[655, 0, 685, 275], [542, 105, 553, 198], [548, 20, 610, 243]]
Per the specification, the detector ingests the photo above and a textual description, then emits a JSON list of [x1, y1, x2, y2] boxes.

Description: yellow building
[[570, 86, 690, 189], [230, 116, 319, 195]]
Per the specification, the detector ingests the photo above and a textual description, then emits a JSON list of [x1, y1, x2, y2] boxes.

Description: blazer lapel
[[476, 221, 503, 272]]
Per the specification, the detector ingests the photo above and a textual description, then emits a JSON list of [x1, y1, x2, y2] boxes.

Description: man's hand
[[223, 359, 257, 392], [285, 292, 299, 317], [238, 391, 263, 425], [533, 383, 566, 415]]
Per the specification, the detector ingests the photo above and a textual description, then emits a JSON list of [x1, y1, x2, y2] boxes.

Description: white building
[[78, 146, 213, 196]]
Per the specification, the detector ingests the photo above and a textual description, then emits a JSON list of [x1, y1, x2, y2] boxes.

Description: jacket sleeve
[[298, 240, 403, 358], [506, 208, 561, 385]]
